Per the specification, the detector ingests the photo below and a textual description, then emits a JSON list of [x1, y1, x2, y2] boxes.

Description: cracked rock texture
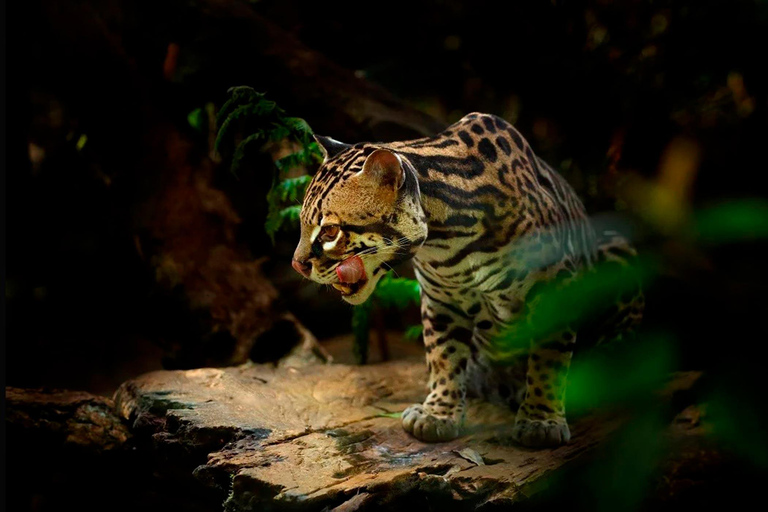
[[5, 387, 130, 450], [114, 361, 642, 511]]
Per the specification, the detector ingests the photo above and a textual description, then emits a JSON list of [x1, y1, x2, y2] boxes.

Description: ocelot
[[291, 113, 643, 447]]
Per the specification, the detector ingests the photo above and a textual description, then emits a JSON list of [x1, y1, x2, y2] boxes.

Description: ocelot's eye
[[319, 225, 340, 242]]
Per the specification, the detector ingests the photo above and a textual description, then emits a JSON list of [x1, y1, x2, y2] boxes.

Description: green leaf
[[283, 116, 314, 143], [75, 134, 88, 152], [214, 88, 322, 245], [376, 411, 403, 419], [305, 142, 324, 166], [276, 175, 312, 203], [264, 204, 302, 243], [694, 199, 768, 244], [567, 333, 675, 414], [230, 132, 266, 175], [267, 123, 291, 142], [404, 324, 423, 340], [274, 152, 306, 173], [491, 257, 652, 360], [215, 101, 279, 154], [279, 204, 301, 224], [372, 274, 421, 309], [187, 107, 205, 132], [352, 302, 372, 364], [216, 86, 264, 128], [705, 387, 768, 469], [277, 147, 324, 172]]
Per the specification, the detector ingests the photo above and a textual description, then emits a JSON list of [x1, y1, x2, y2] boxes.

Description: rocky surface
[[5, 388, 162, 512], [5, 387, 131, 451], [114, 361, 700, 511]]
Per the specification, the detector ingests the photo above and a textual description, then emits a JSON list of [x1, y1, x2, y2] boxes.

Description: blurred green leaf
[[492, 258, 652, 359], [404, 324, 423, 340], [585, 408, 668, 512], [705, 388, 768, 469], [75, 134, 88, 151], [568, 333, 675, 414], [372, 274, 421, 309], [187, 107, 205, 132], [694, 199, 768, 244]]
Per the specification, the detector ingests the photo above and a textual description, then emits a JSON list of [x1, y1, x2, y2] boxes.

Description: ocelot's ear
[[359, 149, 405, 190], [313, 134, 351, 161]]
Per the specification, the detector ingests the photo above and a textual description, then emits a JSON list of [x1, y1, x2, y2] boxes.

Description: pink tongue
[[336, 256, 366, 283]]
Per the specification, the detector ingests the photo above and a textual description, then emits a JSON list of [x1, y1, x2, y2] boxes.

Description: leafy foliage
[[490, 257, 650, 360], [263, 205, 302, 241], [504, 196, 768, 509], [370, 274, 422, 310], [275, 175, 313, 203], [214, 86, 321, 242], [215, 88, 423, 362]]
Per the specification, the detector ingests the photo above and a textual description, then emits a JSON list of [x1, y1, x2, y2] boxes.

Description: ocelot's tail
[[580, 230, 645, 348]]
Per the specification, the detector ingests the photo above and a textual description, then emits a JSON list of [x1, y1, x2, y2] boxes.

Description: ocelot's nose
[[291, 258, 312, 277]]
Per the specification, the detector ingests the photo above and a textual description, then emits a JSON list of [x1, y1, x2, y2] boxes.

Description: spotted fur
[[293, 113, 643, 447]]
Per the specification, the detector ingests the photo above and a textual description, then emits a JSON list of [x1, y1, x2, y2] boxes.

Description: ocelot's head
[[292, 136, 427, 305]]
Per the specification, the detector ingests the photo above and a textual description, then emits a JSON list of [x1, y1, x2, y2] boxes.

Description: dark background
[[7, 0, 767, 388], [4, 0, 768, 510]]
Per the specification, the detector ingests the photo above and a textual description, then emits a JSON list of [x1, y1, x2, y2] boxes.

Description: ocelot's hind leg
[[591, 230, 645, 346], [512, 328, 575, 447]]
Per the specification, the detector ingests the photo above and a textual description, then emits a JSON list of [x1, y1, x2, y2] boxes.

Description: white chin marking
[[343, 292, 368, 305], [340, 275, 379, 305]]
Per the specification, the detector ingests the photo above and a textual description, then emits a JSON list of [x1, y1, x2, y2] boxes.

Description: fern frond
[[216, 86, 265, 127], [305, 142, 324, 166], [274, 149, 315, 174], [279, 204, 302, 224], [282, 117, 314, 144], [264, 204, 302, 242], [215, 101, 280, 154], [267, 123, 292, 142], [215, 88, 320, 243], [215, 103, 260, 154], [230, 131, 266, 176], [276, 176, 313, 203], [264, 214, 282, 244]]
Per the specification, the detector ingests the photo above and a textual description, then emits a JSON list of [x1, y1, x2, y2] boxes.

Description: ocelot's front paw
[[401, 404, 461, 442], [512, 413, 571, 448]]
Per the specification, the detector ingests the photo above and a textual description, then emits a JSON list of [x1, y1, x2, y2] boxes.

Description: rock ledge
[[114, 361, 696, 511]]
